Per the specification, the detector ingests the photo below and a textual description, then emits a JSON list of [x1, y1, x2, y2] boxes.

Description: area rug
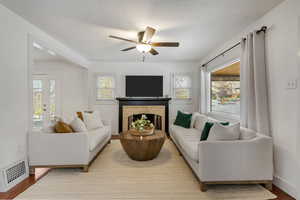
[[16, 140, 276, 200]]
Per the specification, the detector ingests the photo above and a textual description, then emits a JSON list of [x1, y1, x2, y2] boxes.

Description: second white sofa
[[28, 120, 111, 172], [170, 113, 273, 191]]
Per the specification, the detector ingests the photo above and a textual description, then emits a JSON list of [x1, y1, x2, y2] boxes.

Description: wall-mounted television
[[126, 76, 163, 97]]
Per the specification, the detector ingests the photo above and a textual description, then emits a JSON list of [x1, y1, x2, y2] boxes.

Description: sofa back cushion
[[83, 111, 104, 130], [194, 114, 208, 131], [207, 123, 240, 141]]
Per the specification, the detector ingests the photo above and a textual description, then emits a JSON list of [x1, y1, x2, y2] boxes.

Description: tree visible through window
[[96, 76, 115, 100], [174, 74, 192, 99], [211, 62, 240, 116]]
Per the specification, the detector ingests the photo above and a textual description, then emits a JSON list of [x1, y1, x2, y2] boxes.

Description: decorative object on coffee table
[[129, 114, 154, 136], [120, 130, 165, 161]]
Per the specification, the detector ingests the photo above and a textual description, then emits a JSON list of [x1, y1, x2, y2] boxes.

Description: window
[[173, 74, 192, 99], [96, 75, 115, 100], [210, 61, 240, 117]]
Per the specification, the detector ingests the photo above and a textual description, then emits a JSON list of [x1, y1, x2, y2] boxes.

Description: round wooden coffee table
[[120, 130, 166, 161]]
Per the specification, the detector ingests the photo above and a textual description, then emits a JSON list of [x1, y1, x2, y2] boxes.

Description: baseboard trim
[[273, 175, 297, 198]]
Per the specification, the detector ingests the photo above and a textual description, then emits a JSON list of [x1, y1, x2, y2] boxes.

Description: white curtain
[[240, 31, 271, 135], [199, 67, 210, 114]]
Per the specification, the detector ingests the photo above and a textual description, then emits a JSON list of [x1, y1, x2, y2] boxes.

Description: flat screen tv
[[126, 76, 163, 97]]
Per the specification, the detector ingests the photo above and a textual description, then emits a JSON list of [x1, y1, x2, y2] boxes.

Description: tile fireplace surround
[[116, 97, 171, 135], [123, 106, 165, 132]]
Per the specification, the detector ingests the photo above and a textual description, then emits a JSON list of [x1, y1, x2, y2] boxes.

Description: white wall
[[33, 61, 88, 121], [88, 62, 199, 134], [0, 3, 88, 186], [297, 16, 300, 200], [200, 0, 300, 197]]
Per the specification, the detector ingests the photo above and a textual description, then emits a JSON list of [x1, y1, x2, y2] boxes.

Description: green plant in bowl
[[131, 114, 154, 132]]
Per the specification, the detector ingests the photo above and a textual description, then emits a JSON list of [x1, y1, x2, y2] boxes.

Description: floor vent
[[6, 161, 26, 184], [0, 160, 28, 192]]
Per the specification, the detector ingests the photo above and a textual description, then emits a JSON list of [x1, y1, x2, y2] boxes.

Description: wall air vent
[[0, 159, 28, 192], [6, 161, 26, 184]]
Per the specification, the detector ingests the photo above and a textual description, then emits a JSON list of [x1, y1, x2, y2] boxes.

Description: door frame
[[27, 35, 69, 131], [31, 75, 61, 130]]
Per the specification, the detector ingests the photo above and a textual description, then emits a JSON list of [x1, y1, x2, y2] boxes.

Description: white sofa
[[28, 121, 111, 172], [170, 114, 273, 191]]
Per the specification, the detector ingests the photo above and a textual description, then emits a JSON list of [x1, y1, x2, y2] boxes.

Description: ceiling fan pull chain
[[142, 54, 146, 62]]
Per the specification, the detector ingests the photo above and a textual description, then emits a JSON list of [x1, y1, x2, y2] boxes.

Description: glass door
[[32, 75, 58, 130]]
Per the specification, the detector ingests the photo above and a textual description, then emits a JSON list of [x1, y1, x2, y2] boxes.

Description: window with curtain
[[210, 61, 240, 117], [96, 75, 115, 100], [173, 74, 192, 99]]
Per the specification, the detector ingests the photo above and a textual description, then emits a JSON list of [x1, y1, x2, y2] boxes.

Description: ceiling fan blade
[[121, 46, 136, 51], [151, 42, 179, 47], [137, 31, 145, 43], [142, 26, 156, 43], [149, 48, 159, 55], [109, 35, 137, 43]]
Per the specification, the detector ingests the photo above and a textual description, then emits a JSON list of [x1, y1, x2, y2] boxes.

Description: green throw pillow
[[200, 122, 229, 141], [174, 111, 192, 128]]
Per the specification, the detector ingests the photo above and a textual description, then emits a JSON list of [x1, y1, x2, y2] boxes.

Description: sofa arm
[[198, 135, 273, 182], [28, 132, 90, 166]]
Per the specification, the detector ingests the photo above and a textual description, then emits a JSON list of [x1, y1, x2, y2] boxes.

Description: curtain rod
[[201, 26, 267, 67]]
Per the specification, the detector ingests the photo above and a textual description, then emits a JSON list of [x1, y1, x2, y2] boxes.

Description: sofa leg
[[108, 140, 111, 144], [29, 166, 35, 175], [199, 182, 207, 192], [82, 165, 89, 172], [264, 182, 273, 191]]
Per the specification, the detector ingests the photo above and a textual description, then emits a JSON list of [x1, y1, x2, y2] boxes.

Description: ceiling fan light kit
[[109, 26, 180, 59], [136, 43, 152, 53]]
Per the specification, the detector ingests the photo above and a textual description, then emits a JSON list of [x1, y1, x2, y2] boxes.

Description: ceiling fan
[[109, 26, 179, 56]]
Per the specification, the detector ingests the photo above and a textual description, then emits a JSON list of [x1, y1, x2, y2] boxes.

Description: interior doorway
[[32, 75, 59, 130], [28, 35, 89, 132]]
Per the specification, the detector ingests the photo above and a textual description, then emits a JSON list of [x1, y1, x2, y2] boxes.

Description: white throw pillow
[[208, 123, 241, 141], [70, 117, 88, 132], [83, 111, 104, 130], [190, 112, 201, 128], [194, 114, 208, 131], [41, 125, 55, 133]]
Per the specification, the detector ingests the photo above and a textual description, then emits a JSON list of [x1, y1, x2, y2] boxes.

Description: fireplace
[[116, 97, 171, 135]]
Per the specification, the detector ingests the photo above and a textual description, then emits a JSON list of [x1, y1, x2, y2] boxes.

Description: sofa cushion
[[83, 111, 104, 130], [54, 121, 73, 133], [201, 122, 229, 141], [190, 112, 201, 128], [194, 114, 208, 131], [240, 127, 257, 140], [88, 126, 110, 151], [208, 123, 240, 141], [70, 117, 88, 132], [170, 125, 201, 162], [174, 111, 192, 128]]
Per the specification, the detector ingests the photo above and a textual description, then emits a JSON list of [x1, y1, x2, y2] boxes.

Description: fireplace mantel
[[116, 97, 171, 135], [116, 97, 172, 101]]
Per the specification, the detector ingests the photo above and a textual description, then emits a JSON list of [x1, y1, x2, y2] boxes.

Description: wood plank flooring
[[0, 168, 50, 200]]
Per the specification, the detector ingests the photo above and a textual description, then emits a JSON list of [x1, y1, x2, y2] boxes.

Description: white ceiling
[[0, 0, 284, 62], [33, 48, 65, 62]]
